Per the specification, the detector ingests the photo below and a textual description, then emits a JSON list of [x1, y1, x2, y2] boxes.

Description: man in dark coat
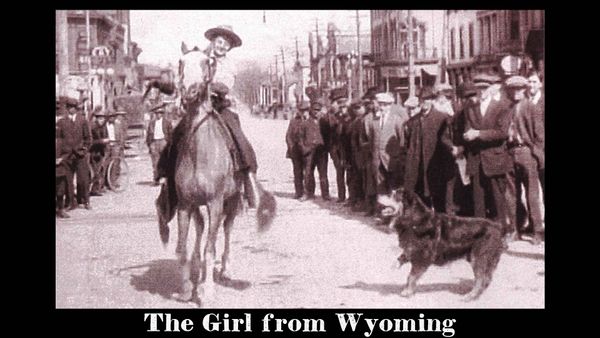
[[286, 103, 308, 199], [56, 97, 92, 210], [403, 87, 454, 212], [90, 109, 109, 195], [348, 99, 369, 211], [527, 71, 545, 201], [463, 75, 514, 233], [505, 75, 545, 245], [308, 99, 331, 201], [146, 102, 173, 185], [326, 88, 350, 202], [300, 101, 325, 201], [56, 111, 72, 218]]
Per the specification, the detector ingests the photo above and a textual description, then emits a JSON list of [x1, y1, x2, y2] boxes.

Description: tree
[[233, 61, 269, 106]]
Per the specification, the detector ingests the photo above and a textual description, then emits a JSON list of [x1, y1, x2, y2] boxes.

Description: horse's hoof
[[219, 269, 232, 282], [400, 289, 415, 298], [173, 281, 194, 302], [461, 292, 479, 302]]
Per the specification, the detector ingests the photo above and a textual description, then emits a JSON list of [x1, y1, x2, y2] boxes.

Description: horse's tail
[[156, 182, 176, 246], [256, 181, 277, 232]]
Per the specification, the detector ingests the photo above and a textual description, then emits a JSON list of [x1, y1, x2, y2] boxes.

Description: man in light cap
[[404, 96, 420, 117], [504, 75, 545, 245], [363, 92, 409, 219]]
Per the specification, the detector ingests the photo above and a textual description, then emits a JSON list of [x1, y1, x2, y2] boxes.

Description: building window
[[510, 10, 520, 40], [479, 19, 485, 54], [450, 27, 456, 60], [459, 25, 465, 59], [469, 23, 474, 57], [487, 16, 492, 53]]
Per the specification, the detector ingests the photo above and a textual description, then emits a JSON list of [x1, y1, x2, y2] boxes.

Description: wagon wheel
[[106, 157, 129, 192]]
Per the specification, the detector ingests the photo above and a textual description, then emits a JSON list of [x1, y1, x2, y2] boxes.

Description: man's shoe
[[90, 191, 103, 197], [56, 210, 70, 218], [322, 195, 331, 201], [531, 233, 543, 246], [84, 203, 92, 210], [336, 197, 346, 203]]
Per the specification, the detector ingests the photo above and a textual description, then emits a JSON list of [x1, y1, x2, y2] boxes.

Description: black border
[[26, 2, 567, 337]]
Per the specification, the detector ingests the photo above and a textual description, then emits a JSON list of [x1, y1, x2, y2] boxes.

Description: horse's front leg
[[174, 208, 193, 302], [219, 194, 240, 281], [199, 199, 223, 302]]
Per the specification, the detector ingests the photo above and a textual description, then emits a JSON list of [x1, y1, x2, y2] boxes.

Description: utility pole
[[441, 10, 448, 84], [274, 55, 280, 102], [281, 47, 287, 104], [407, 10, 415, 97], [56, 10, 69, 96], [356, 9, 363, 98], [295, 36, 299, 62]]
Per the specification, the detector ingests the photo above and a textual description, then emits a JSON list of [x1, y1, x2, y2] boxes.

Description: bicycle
[[88, 142, 130, 193]]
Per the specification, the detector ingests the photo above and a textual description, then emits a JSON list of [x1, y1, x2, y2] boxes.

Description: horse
[[157, 82, 274, 304]]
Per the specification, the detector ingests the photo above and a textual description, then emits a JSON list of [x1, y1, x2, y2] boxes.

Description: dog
[[379, 188, 506, 301]]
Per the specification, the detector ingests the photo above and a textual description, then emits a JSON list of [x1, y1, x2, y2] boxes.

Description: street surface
[[56, 106, 544, 308]]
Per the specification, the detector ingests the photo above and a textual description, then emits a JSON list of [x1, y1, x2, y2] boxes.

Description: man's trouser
[[56, 175, 68, 210], [330, 147, 346, 201], [67, 155, 90, 205], [506, 146, 544, 235], [471, 166, 510, 233], [90, 151, 107, 193], [289, 147, 304, 198], [149, 139, 168, 182], [307, 146, 330, 199]]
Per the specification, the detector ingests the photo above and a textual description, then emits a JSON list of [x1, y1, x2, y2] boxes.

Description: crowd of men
[[55, 98, 128, 218], [286, 70, 545, 245]]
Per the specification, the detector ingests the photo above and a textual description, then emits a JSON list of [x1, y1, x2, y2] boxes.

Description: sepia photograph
[[55, 9, 545, 309]]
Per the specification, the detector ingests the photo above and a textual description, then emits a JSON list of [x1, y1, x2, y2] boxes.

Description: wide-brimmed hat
[[150, 102, 167, 113], [473, 73, 501, 88], [418, 87, 436, 100], [297, 101, 310, 111], [459, 82, 478, 98], [434, 83, 454, 94], [205, 25, 242, 48], [329, 87, 348, 102], [310, 99, 325, 110]]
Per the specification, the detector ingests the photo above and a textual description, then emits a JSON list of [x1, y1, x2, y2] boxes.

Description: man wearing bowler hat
[[56, 96, 92, 210], [146, 102, 173, 186]]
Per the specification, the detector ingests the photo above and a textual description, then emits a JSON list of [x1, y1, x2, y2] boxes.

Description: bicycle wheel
[[106, 158, 130, 192], [87, 161, 94, 193]]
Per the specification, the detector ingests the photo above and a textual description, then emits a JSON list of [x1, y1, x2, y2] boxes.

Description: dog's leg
[[463, 235, 502, 302], [400, 264, 428, 298]]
